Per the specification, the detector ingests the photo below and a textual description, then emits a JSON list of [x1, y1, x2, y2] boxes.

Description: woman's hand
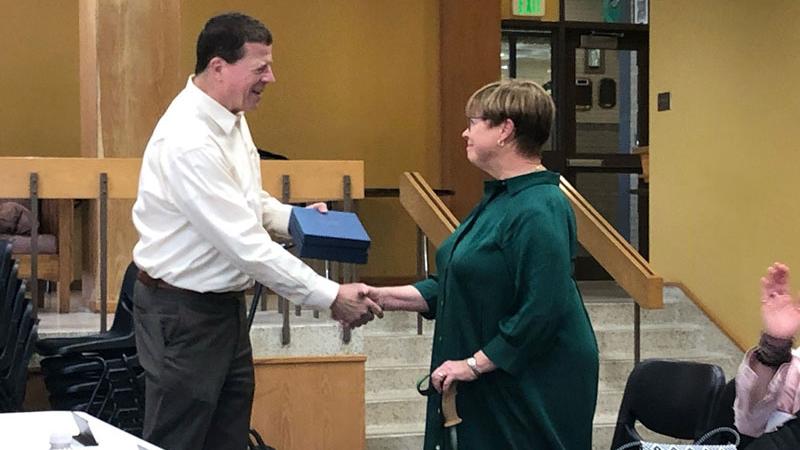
[[761, 262, 800, 339], [431, 360, 478, 394]]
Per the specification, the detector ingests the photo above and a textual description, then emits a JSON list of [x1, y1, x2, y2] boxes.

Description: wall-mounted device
[[576, 78, 592, 111], [599, 78, 616, 108]]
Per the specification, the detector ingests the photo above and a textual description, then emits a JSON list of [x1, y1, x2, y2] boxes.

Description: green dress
[[414, 171, 599, 450]]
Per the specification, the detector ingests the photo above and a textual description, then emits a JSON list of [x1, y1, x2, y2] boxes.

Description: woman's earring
[[497, 140, 505, 147]]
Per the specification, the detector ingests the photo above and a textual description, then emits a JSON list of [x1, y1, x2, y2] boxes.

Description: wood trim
[[665, 281, 747, 352], [399, 172, 457, 247], [254, 355, 367, 365], [259, 160, 365, 201], [0, 158, 141, 199], [0, 158, 364, 202]]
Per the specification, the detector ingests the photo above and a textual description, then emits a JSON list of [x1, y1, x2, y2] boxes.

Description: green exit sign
[[513, 0, 545, 17]]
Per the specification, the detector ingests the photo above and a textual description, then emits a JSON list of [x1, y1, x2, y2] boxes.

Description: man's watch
[[466, 357, 482, 377]]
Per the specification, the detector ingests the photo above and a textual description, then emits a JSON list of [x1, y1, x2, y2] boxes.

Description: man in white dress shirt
[[131, 12, 381, 450]]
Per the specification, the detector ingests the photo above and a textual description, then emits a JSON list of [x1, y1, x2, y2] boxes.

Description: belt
[[136, 270, 197, 295]]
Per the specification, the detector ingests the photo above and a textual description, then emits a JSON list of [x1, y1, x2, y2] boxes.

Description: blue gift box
[[288, 207, 371, 264]]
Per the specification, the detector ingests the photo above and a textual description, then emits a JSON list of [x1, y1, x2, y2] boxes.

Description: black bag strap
[[248, 428, 276, 450]]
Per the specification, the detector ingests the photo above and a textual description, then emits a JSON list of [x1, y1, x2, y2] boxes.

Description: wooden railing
[[558, 176, 662, 309], [399, 171, 663, 354], [0, 157, 364, 343]]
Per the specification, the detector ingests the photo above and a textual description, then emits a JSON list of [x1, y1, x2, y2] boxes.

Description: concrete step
[[364, 332, 432, 366], [585, 297, 709, 328], [366, 423, 424, 450], [595, 323, 706, 359], [598, 352, 740, 391], [366, 364, 429, 394], [364, 323, 729, 368], [366, 389, 426, 427], [367, 310, 434, 334]]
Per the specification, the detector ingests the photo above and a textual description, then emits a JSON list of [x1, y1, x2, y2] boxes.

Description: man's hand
[[305, 202, 328, 213], [330, 283, 383, 329], [761, 262, 800, 339]]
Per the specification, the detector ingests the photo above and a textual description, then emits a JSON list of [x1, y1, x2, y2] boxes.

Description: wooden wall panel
[[79, 0, 182, 311], [251, 356, 366, 450], [439, 1, 501, 219]]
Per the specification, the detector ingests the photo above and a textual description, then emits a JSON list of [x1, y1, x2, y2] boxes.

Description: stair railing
[[399, 171, 663, 363]]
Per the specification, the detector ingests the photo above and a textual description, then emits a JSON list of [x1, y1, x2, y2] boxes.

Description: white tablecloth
[[0, 411, 163, 449]]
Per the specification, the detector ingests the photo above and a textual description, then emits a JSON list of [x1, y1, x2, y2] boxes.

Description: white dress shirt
[[132, 77, 339, 309]]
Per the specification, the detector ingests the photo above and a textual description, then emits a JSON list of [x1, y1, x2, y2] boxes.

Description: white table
[[0, 411, 163, 449]]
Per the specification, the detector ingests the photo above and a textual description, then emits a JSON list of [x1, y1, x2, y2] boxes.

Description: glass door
[[502, 21, 649, 280], [564, 27, 649, 279]]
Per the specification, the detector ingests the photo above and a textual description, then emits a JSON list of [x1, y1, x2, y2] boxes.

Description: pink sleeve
[[734, 348, 797, 437]]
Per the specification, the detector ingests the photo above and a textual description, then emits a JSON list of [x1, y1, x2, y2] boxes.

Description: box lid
[[289, 207, 370, 250]]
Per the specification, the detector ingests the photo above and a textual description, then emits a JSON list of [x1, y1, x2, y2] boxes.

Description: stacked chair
[[0, 239, 39, 412], [37, 261, 143, 435]]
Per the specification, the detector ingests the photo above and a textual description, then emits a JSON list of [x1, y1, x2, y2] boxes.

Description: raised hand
[[330, 283, 383, 329], [761, 262, 800, 339]]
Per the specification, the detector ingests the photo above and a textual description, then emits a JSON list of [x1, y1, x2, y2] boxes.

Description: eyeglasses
[[467, 116, 485, 130]]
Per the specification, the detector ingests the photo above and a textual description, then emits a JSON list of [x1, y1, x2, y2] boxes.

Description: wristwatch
[[466, 357, 482, 377]]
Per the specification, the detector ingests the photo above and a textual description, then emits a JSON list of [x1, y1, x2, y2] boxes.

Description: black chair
[[0, 240, 13, 299], [36, 261, 137, 356], [610, 359, 727, 449], [0, 301, 37, 412]]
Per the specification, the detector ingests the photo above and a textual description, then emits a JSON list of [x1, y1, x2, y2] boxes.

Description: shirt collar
[[484, 170, 559, 196], [184, 75, 243, 135]]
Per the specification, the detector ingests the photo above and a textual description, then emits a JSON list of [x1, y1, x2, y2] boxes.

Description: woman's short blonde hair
[[465, 79, 555, 157]]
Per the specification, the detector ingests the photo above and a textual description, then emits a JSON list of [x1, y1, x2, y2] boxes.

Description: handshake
[[328, 283, 388, 329]]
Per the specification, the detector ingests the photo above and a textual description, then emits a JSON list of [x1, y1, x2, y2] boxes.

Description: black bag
[[248, 428, 277, 450]]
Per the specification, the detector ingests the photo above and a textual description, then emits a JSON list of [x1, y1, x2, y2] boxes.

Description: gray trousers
[[133, 280, 255, 450]]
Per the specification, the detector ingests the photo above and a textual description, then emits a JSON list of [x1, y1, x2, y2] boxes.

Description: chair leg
[[34, 280, 47, 310], [57, 278, 71, 313]]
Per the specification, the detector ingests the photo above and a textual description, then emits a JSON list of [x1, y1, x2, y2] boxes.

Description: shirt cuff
[[483, 334, 522, 376], [302, 276, 340, 310], [413, 279, 438, 320], [268, 203, 293, 237]]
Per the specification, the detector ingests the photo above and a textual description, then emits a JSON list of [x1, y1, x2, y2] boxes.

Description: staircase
[[363, 282, 744, 450]]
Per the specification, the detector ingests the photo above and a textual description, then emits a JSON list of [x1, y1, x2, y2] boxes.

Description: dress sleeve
[[413, 275, 439, 320], [483, 206, 572, 376], [734, 348, 797, 437]]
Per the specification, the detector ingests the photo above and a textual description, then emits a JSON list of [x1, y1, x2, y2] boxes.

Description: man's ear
[[206, 56, 226, 78]]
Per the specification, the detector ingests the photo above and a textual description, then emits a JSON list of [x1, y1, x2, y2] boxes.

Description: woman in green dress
[[367, 79, 599, 449]]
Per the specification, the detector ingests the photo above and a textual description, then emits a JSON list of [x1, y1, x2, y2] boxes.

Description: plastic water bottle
[[49, 431, 72, 449]]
